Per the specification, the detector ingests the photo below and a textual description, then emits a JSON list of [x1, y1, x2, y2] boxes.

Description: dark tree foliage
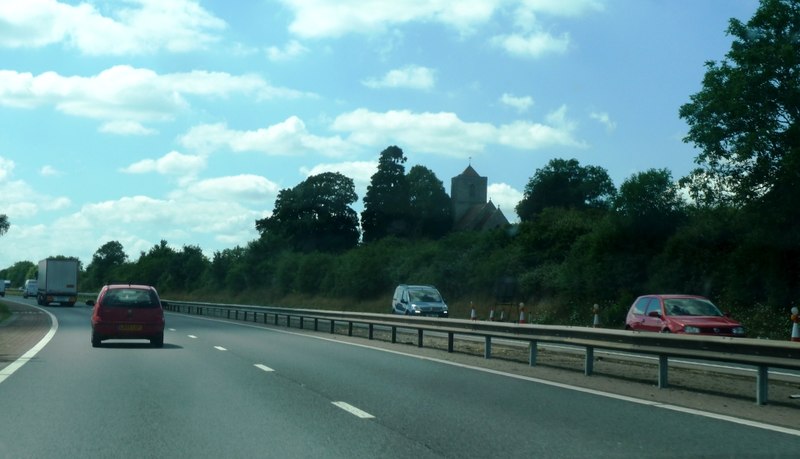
[[134, 240, 177, 287], [613, 169, 686, 221], [85, 240, 128, 288], [516, 158, 616, 222], [679, 0, 800, 207], [406, 165, 452, 239], [256, 172, 359, 252], [361, 146, 410, 243], [0, 214, 8, 236], [0, 260, 35, 288]]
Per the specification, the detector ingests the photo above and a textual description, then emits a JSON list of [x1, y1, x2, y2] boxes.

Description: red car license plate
[[118, 324, 142, 331]]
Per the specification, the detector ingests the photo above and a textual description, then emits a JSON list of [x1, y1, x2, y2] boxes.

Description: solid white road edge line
[[332, 402, 375, 419], [0, 306, 58, 385], [170, 313, 800, 438], [254, 364, 274, 372]]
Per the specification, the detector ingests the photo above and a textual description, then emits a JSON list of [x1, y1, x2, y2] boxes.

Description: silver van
[[23, 279, 37, 299], [391, 284, 448, 317]]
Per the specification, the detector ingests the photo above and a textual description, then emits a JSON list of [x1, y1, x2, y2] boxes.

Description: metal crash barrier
[[162, 300, 800, 405]]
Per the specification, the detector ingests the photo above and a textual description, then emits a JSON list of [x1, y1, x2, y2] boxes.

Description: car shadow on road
[[93, 342, 182, 350]]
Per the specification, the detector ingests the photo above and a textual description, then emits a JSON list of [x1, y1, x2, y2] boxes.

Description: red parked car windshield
[[663, 298, 723, 317]]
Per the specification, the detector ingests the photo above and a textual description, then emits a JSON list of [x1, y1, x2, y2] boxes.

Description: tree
[[257, 172, 359, 252], [614, 169, 686, 221], [679, 0, 800, 207], [515, 158, 616, 221], [86, 241, 128, 288], [407, 165, 452, 239], [361, 146, 410, 243], [0, 214, 8, 236]]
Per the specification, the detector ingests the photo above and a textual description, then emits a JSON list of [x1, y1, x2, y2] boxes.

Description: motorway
[[1, 298, 799, 458]]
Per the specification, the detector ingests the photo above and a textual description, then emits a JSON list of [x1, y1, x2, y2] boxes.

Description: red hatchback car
[[89, 284, 165, 347], [625, 294, 745, 337]]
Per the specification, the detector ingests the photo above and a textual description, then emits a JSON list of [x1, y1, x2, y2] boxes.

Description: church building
[[451, 165, 510, 231]]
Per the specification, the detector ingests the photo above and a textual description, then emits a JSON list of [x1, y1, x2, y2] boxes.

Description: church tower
[[451, 165, 487, 223]]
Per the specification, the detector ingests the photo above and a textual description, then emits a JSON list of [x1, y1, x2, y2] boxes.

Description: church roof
[[459, 165, 481, 178]]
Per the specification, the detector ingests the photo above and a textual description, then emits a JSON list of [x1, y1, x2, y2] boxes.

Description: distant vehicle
[[37, 258, 79, 306], [391, 284, 448, 317], [0, 279, 5, 297], [88, 284, 166, 348], [625, 294, 745, 337], [23, 279, 37, 299]]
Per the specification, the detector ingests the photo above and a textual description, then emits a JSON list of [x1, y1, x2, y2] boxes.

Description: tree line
[[2, 0, 798, 338]]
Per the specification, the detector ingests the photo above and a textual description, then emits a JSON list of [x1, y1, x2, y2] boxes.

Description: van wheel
[[151, 334, 164, 348]]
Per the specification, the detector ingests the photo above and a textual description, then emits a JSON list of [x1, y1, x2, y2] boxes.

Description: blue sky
[[0, 0, 759, 269]]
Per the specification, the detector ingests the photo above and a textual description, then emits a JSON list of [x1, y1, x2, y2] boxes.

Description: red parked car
[[625, 294, 745, 337], [89, 284, 165, 347]]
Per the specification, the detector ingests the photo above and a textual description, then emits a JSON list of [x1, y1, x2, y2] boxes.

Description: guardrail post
[[418, 329, 423, 348], [348, 321, 353, 336], [529, 340, 538, 366], [391, 326, 397, 343], [300, 317, 304, 329], [286, 315, 291, 328], [585, 346, 594, 376], [314, 318, 319, 331], [227, 309, 231, 319], [448, 332, 454, 353], [658, 355, 669, 388], [243, 311, 247, 321], [274, 314, 279, 325], [264, 313, 268, 324], [756, 365, 768, 405], [484, 336, 492, 359], [368, 324, 374, 340]]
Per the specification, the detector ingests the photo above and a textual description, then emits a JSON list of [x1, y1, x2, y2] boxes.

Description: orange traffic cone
[[791, 307, 800, 342]]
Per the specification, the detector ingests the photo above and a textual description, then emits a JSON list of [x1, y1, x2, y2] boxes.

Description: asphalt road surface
[[1, 300, 798, 458]]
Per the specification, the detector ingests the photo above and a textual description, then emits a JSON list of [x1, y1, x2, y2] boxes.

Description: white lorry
[[37, 258, 79, 306]]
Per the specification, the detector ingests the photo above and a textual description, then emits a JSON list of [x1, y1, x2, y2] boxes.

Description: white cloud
[[0, 156, 14, 181], [279, 0, 498, 38], [590, 111, 616, 131], [266, 39, 309, 61], [490, 31, 570, 58], [0, 157, 71, 221], [122, 151, 207, 180], [487, 182, 523, 222], [179, 118, 352, 157], [40, 165, 62, 176], [363, 65, 436, 90], [181, 175, 281, 203], [497, 105, 586, 149], [332, 107, 585, 156], [300, 160, 377, 199], [500, 93, 534, 113], [0, 0, 226, 55], [100, 120, 157, 136], [0, 65, 310, 127]]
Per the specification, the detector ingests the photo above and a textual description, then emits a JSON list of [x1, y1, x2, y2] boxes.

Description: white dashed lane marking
[[332, 402, 375, 419], [187, 335, 197, 339], [214, 346, 227, 351], [254, 364, 274, 373]]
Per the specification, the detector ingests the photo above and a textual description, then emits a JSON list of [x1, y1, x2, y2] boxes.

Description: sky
[[0, 0, 761, 270]]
